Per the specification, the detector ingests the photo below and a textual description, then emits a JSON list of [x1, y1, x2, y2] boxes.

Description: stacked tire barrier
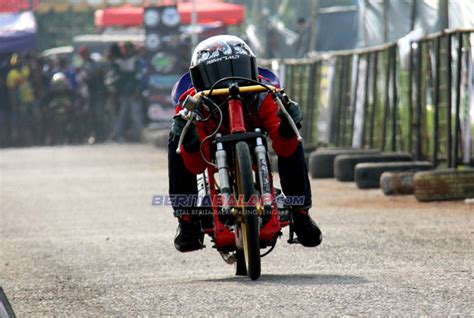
[[379, 169, 474, 200], [380, 171, 417, 195], [305, 148, 474, 202], [308, 148, 378, 178], [413, 169, 474, 202], [270, 144, 319, 173], [334, 153, 413, 182], [354, 161, 433, 189]]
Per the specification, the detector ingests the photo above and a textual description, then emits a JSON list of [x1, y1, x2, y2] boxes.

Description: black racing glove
[[278, 99, 303, 138], [171, 115, 200, 152]]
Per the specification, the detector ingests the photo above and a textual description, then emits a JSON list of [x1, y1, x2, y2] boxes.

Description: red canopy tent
[[0, 0, 39, 12], [95, 1, 245, 28]]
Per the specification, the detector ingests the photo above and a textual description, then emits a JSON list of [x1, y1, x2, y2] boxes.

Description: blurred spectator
[[29, 55, 50, 142], [0, 53, 12, 147], [1, 42, 149, 147], [266, 25, 279, 59], [7, 53, 38, 146], [77, 46, 107, 142], [55, 57, 78, 90], [295, 17, 311, 58], [104, 43, 123, 128], [29, 56, 49, 102], [104, 43, 122, 98], [112, 42, 144, 142], [135, 45, 149, 126]]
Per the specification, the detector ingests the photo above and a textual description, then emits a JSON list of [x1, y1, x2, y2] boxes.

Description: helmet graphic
[[189, 35, 258, 91]]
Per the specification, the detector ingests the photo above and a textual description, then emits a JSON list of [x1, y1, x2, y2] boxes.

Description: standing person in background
[[112, 42, 143, 143], [295, 17, 311, 58], [104, 43, 122, 118], [104, 43, 123, 136], [77, 47, 107, 143], [7, 54, 36, 146], [55, 57, 78, 91], [30, 56, 49, 103], [135, 45, 149, 126], [0, 53, 12, 147], [29, 55, 50, 144], [266, 25, 279, 59]]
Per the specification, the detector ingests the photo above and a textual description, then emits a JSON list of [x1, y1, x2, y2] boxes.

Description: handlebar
[[195, 84, 277, 98], [175, 84, 303, 154]]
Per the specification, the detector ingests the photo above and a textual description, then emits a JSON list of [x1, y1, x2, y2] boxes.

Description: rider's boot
[[292, 209, 323, 247], [174, 215, 203, 252]]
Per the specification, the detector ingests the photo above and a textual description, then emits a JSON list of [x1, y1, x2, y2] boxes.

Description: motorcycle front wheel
[[235, 141, 261, 280]]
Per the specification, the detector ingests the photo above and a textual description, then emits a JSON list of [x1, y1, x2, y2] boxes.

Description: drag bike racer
[[168, 35, 322, 252]]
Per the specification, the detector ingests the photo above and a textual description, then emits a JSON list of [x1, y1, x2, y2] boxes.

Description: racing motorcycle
[[176, 77, 302, 280], [41, 90, 79, 145], [41, 73, 83, 145]]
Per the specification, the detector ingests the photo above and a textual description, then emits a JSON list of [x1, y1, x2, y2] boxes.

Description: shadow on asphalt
[[196, 274, 368, 285]]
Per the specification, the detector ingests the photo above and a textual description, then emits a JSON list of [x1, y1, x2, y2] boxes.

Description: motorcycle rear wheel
[[235, 141, 261, 280]]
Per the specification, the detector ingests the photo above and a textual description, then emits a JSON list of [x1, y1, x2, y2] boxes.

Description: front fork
[[215, 129, 273, 215], [214, 130, 274, 243], [254, 129, 273, 212], [215, 134, 232, 216]]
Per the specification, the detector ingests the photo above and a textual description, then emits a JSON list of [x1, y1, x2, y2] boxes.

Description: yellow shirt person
[[7, 64, 35, 104]]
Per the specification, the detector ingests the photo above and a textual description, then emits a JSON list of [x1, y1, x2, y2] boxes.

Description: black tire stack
[[302, 147, 474, 202], [354, 161, 433, 189], [380, 171, 417, 195], [308, 148, 379, 179], [334, 153, 413, 182], [270, 144, 320, 173]]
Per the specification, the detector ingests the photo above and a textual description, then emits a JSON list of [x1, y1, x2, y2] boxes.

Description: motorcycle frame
[[201, 93, 287, 252]]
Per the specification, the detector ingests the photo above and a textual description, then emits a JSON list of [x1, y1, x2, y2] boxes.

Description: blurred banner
[[37, 0, 146, 12], [0, 0, 156, 13], [95, 1, 244, 28], [144, 5, 184, 129], [0, 11, 37, 52]]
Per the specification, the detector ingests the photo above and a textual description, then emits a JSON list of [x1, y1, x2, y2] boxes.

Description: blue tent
[[0, 11, 37, 53]]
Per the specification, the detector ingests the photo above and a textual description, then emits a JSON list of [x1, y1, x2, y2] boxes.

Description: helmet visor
[[190, 54, 258, 91]]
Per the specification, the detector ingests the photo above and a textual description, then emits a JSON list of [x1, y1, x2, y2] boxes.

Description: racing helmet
[[189, 35, 258, 92], [50, 72, 69, 90]]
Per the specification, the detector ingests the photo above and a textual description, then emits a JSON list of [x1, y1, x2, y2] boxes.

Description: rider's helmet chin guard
[[189, 35, 259, 92]]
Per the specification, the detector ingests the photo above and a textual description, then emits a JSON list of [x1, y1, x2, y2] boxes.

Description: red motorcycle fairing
[[228, 99, 246, 134]]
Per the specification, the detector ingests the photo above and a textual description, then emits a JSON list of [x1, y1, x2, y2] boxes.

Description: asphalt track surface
[[0, 144, 472, 316]]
